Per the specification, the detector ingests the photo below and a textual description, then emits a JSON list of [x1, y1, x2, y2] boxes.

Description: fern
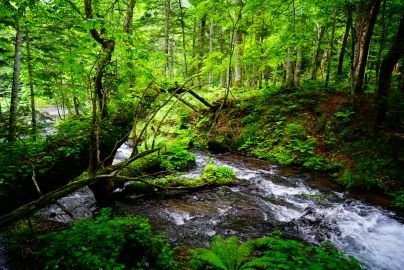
[[191, 236, 254, 270], [191, 233, 362, 270]]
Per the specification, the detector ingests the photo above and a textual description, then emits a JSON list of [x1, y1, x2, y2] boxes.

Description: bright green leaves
[[35, 208, 178, 269], [200, 163, 236, 185], [191, 235, 255, 270], [191, 233, 362, 270]]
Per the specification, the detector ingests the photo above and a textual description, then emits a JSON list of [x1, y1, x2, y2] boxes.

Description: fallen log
[[0, 149, 160, 229]]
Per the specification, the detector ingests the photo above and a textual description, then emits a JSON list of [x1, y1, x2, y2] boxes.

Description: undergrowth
[[3, 209, 178, 270], [191, 85, 404, 195], [190, 232, 362, 270]]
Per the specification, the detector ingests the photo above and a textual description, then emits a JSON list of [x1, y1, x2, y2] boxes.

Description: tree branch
[[63, 0, 85, 19]]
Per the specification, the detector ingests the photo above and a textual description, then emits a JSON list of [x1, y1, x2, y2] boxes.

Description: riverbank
[[188, 86, 404, 210], [3, 150, 404, 269]]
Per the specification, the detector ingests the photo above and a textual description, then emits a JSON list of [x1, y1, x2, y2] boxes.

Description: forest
[[0, 0, 403, 269]]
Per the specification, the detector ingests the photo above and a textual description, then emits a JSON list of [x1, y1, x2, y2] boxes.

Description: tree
[[26, 30, 37, 139], [375, 15, 404, 124], [8, 18, 22, 142], [337, 4, 353, 77], [352, 0, 382, 95]]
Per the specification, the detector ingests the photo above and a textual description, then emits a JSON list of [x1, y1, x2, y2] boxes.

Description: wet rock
[[291, 206, 341, 243]]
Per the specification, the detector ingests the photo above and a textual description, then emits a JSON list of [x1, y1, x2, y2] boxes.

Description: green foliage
[[245, 235, 362, 270], [149, 164, 236, 189], [263, 147, 296, 166], [338, 138, 403, 190], [339, 164, 387, 190], [200, 163, 236, 185], [161, 144, 196, 171], [191, 233, 362, 270], [230, 90, 331, 171], [38, 209, 177, 270], [291, 138, 316, 154], [126, 143, 195, 176], [390, 190, 404, 209], [191, 236, 254, 270], [303, 156, 326, 171]]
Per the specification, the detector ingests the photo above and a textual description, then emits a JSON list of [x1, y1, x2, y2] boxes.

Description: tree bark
[[294, 47, 302, 87], [208, 19, 214, 85], [8, 20, 22, 142], [234, 0, 243, 88], [197, 15, 206, 89], [311, 25, 325, 80], [325, 8, 337, 88], [352, 0, 382, 95], [123, 0, 136, 34], [399, 58, 404, 92], [218, 26, 227, 88], [124, 0, 137, 86], [0, 148, 159, 228], [164, 0, 171, 77], [191, 18, 197, 86], [375, 15, 404, 124], [337, 5, 353, 76], [375, 0, 387, 84], [26, 30, 36, 140], [285, 48, 294, 88], [178, 0, 188, 77], [84, 0, 115, 176]]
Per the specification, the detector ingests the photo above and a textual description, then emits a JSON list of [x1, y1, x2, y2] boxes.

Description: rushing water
[[37, 149, 404, 270]]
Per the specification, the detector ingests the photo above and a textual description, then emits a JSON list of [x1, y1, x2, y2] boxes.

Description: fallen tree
[[0, 148, 159, 229], [0, 78, 215, 228]]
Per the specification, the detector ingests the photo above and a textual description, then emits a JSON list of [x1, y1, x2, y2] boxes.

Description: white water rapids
[[25, 148, 404, 270], [211, 152, 404, 270], [113, 147, 404, 270]]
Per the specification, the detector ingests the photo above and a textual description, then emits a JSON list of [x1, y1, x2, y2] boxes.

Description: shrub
[[160, 145, 196, 171], [390, 190, 404, 209], [38, 209, 178, 269], [303, 156, 326, 171]]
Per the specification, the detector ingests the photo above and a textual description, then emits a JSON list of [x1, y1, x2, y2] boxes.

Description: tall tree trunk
[[164, 0, 171, 77], [311, 25, 325, 80], [337, 5, 353, 76], [124, 0, 137, 87], [375, 15, 404, 124], [285, 48, 294, 88], [123, 0, 136, 34], [197, 15, 206, 89], [352, 0, 382, 95], [218, 26, 227, 88], [399, 58, 404, 92], [67, 34, 81, 116], [294, 47, 302, 87], [84, 0, 115, 175], [8, 20, 22, 142], [234, 0, 243, 88], [208, 19, 214, 85], [375, 0, 387, 84], [325, 8, 337, 88], [272, 66, 278, 85], [0, 100, 2, 122], [191, 18, 197, 85], [26, 30, 36, 140], [178, 0, 188, 77]]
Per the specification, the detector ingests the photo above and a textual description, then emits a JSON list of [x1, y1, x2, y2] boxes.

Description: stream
[[3, 147, 404, 269]]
